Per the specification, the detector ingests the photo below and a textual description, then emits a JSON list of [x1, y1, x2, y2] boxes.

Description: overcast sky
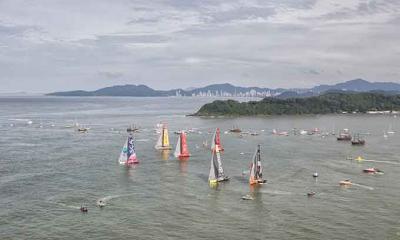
[[0, 0, 399, 92]]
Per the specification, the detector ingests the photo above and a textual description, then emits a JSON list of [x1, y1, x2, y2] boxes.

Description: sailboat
[[155, 124, 172, 150], [214, 128, 224, 151], [387, 124, 395, 134], [118, 134, 139, 165], [174, 131, 191, 159], [249, 145, 267, 185], [351, 133, 365, 145], [208, 133, 229, 185]]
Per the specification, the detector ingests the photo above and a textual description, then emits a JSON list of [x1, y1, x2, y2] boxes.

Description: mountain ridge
[[47, 79, 400, 97]]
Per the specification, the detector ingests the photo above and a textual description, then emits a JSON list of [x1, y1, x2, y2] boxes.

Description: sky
[[0, 0, 399, 93]]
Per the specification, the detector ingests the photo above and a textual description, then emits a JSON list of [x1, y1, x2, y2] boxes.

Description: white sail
[[118, 139, 128, 165], [174, 135, 181, 157], [155, 131, 163, 149], [249, 150, 257, 180], [208, 150, 217, 182], [210, 130, 216, 151], [215, 149, 226, 181]]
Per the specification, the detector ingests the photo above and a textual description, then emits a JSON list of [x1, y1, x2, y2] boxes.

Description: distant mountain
[[47, 84, 184, 97], [311, 79, 400, 93], [47, 79, 400, 97], [275, 91, 317, 99], [47, 83, 282, 97]]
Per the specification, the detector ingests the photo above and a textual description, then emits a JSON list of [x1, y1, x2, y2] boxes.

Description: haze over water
[[1, 96, 400, 239]]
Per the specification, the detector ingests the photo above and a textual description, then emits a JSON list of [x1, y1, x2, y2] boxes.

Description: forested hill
[[193, 92, 400, 116]]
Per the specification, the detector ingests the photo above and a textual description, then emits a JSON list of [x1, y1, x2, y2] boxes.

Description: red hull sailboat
[[174, 131, 191, 159]]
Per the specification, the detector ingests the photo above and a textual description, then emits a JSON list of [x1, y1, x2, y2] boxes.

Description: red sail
[[215, 128, 224, 151], [180, 132, 190, 158]]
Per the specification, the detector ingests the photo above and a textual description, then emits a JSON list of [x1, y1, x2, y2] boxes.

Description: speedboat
[[97, 200, 106, 208], [307, 192, 316, 197], [300, 130, 308, 135], [313, 172, 319, 178], [80, 206, 88, 212], [363, 168, 383, 174], [339, 179, 352, 186], [77, 127, 89, 133]]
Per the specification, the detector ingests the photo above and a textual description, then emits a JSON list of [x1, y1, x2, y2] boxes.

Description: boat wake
[[96, 194, 136, 205], [56, 202, 81, 210], [362, 159, 400, 165], [261, 190, 293, 195], [351, 183, 374, 190], [96, 194, 122, 205]]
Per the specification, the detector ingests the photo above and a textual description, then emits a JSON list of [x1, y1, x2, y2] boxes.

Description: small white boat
[[384, 132, 388, 138], [300, 130, 308, 135], [97, 200, 106, 208], [241, 195, 254, 200]]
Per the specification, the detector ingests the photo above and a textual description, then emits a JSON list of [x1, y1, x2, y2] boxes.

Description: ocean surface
[[0, 96, 399, 240]]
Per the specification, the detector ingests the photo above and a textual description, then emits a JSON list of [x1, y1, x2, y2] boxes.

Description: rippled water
[[1, 96, 400, 239]]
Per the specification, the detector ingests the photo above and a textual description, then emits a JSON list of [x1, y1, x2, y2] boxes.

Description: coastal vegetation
[[194, 92, 400, 116]]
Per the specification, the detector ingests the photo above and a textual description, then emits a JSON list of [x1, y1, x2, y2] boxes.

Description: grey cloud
[[98, 71, 124, 79], [0, 0, 399, 93]]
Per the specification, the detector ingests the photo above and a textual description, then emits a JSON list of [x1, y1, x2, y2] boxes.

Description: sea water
[[0, 96, 399, 239]]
